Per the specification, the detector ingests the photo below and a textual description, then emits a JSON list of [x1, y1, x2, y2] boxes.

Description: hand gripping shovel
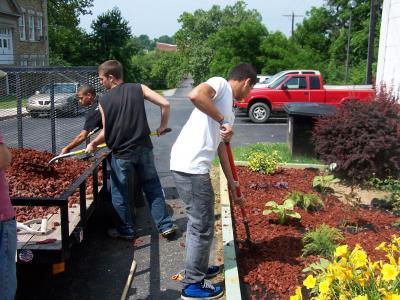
[[225, 141, 252, 249], [48, 143, 107, 165]]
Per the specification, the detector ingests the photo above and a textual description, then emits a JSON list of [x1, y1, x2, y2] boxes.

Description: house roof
[[0, 0, 22, 17], [155, 42, 177, 52]]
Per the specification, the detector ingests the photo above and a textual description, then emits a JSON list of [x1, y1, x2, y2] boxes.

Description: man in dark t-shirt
[[86, 60, 176, 240], [61, 84, 102, 154]]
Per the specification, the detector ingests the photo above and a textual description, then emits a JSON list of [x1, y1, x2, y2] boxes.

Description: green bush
[[248, 150, 281, 174], [302, 224, 344, 258]]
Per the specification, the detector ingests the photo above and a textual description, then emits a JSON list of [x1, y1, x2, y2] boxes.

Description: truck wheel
[[249, 103, 271, 123]]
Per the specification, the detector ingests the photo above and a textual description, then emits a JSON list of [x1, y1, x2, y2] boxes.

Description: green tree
[[91, 7, 136, 81], [47, 0, 94, 65]]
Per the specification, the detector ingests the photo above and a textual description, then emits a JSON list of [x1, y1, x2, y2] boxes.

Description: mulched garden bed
[[231, 166, 398, 300], [6, 148, 102, 222]]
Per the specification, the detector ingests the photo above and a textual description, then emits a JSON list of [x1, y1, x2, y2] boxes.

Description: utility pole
[[345, 0, 356, 84], [366, 0, 377, 84], [283, 12, 303, 37]]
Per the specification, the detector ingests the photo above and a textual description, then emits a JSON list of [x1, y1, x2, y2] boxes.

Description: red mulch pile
[[5, 148, 102, 222], [231, 166, 398, 299]]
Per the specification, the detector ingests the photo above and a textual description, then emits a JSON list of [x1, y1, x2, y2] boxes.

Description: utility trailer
[[11, 154, 109, 273]]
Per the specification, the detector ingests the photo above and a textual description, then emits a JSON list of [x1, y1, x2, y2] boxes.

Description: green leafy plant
[[263, 199, 301, 225], [367, 176, 400, 193], [288, 191, 324, 211], [302, 224, 344, 258], [248, 150, 281, 174], [312, 174, 340, 194], [302, 257, 331, 274]]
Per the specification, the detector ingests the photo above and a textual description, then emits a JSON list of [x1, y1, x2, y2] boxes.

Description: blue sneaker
[[181, 280, 224, 299], [205, 265, 221, 279]]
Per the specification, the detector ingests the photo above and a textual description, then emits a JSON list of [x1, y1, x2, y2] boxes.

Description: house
[[155, 42, 177, 52], [0, 0, 49, 67]]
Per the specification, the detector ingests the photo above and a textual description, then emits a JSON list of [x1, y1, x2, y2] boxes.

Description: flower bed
[[231, 166, 398, 299]]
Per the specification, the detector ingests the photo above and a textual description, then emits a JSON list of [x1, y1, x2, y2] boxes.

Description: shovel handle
[[224, 142, 242, 198]]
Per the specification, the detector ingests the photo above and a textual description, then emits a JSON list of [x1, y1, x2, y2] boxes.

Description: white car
[[254, 75, 271, 88]]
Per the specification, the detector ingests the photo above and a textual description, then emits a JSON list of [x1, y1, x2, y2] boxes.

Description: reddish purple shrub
[[312, 86, 400, 183]]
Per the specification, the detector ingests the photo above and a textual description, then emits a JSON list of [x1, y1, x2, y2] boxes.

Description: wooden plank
[[17, 188, 97, 251]]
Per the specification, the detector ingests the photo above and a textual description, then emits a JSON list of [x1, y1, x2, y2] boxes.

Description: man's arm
[[188, 83, 224, 124], [86, 105, 106, 153], [0, 143, 11, 170], [61, 130, 89, 154], [142, 84, 170, 134]]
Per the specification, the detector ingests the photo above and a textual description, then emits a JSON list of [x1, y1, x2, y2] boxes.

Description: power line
[[283, 12, 303, 37]]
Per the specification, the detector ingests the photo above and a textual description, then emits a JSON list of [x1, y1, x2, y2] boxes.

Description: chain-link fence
[[0, 66, 105, 153]]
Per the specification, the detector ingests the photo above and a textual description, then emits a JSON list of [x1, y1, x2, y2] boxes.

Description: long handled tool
[[120, 257, 137, 300], [225, 142, 252, 249], [48, 143, 107, 165]]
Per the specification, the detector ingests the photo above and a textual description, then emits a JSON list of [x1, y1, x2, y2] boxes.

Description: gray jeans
[[172, 171, 215, 285]]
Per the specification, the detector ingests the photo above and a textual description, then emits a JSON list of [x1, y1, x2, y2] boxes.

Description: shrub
[[312, 86, 400, 184], [312, 174, 340, 194], [301, 224, 344, 258], [263, 199, 301, 225], [292, 236, 400, 299], [288, 191, 324, 211], [248, 150, 281, 174]]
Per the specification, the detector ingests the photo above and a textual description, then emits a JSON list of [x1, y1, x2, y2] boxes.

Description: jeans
[[0, 217, 17, 300], [172, 171, 215, 285], [110, 147, 173, 234]]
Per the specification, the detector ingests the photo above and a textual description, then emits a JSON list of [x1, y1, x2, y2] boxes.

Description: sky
[[79, 0, 325, 39]]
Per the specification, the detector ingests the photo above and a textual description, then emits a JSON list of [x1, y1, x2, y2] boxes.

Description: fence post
[[50, 75, 56, 154], [15, 73, 23, 148]]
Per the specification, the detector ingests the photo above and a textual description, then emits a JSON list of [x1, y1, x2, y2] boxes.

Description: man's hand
[[60, 147, 69, 155], [228, 180, 244, 205], [156, 126, 169, 136], [220, 123, 233, 142], [85, 142, 97, 154]]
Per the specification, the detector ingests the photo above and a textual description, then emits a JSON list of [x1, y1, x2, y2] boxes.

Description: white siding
[[377, 0, 400, 94]]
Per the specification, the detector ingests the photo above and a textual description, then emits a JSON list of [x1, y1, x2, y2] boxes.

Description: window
[[28, 15, 35, 41], [285, 77, 307, 89], [309, 76, 321, 89], [20, 59, 28, 66], [19, 15, 26, 40], [36, 16, 43, 37]]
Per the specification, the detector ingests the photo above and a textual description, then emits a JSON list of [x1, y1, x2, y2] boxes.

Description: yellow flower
[[385, 294, 400, 300], [381, 263, 399, 281], [376, 242, 387, 251], [350, 247, 368, 269], [335, 245, 348, 258], [339, 295, 348, 300], [290, 286, 303, 300], [319, 280, 330, 294], [303, 275, 316, 289], [352, 296, 367, 300]]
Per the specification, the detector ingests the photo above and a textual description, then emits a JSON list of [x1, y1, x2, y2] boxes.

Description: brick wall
[[15, 0, 48, 66]]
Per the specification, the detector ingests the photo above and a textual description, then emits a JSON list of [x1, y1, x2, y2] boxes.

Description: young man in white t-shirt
[[170, 63, 257, 299]]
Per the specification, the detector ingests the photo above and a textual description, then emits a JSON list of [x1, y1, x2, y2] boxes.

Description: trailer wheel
[[249, 102, 270, 123]]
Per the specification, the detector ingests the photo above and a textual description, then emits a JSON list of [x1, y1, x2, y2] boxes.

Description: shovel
[[48, 143, 107, 165], [225, 141, 253, 249]]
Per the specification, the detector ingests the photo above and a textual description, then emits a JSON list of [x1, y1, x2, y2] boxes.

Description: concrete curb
[[0, 112, 29, 121], [220, 161, 328, 299], [220, 164, 242, 299]]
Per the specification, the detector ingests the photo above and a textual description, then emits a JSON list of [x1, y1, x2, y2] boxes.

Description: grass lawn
[[0, 96, 27, 109], [214, 142, 322, 165]]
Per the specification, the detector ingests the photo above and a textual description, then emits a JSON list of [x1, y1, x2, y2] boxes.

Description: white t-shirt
[[170, 77, 235, 174]]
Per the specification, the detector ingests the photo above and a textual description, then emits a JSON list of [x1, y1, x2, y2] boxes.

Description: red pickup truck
[[235, 70, 375, 123]]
